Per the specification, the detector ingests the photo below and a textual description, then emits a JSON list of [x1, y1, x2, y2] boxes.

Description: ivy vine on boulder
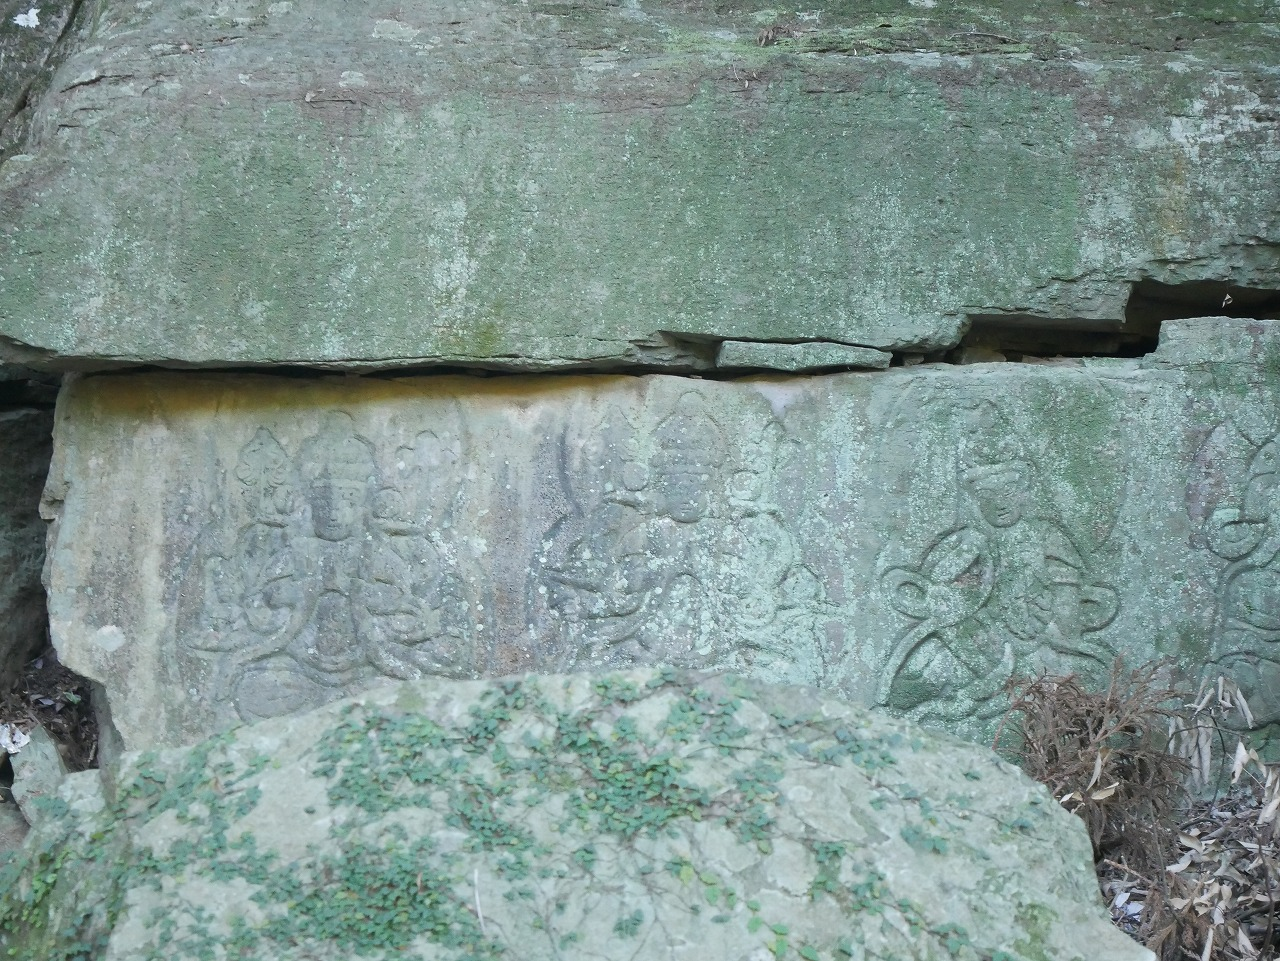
[[0, 669, 1150, 960]]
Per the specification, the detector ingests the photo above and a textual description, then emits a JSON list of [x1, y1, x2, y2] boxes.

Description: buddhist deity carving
[[878, 402, 1118, 728], [535, 393, 832, 680], [1191, 417, 1280, 728], [184, 413, 478, 723]]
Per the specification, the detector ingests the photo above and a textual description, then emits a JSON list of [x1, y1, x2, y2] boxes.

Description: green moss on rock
[[1, 670, 1149, 960]]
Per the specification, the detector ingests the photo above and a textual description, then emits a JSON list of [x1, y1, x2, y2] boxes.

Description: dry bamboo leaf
[[1234, 924, 1258, 958], [1089, 749, 1105, 790], [1169, 853, 1195, 874], [1197, 726, 1213, 789], [1193, 686, 1215, 714], [1237, 689, 1255, 728], [1234, 741, 1250, 784], [1258, 795, 1279, 827]]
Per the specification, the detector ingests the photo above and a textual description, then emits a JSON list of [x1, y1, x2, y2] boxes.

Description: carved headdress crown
[[236, 427, 290, 489], [958, 402, 1030, 482], [298, 412, 378, 488], [653, 392, 726, 474]]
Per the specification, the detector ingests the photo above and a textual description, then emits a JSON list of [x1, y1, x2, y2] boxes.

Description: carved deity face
[[658, 471, 711, 523], [309, 479, 365, 541], [965, 465, 1029, 529]]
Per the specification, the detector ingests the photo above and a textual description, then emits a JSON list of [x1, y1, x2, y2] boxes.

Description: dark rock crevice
[[958, 314, 1160, 361], [1126, 279, 1280, 327]]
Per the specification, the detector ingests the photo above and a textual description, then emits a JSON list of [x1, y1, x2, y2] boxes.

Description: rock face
[[0, 801, 25, 856], [0, 0, 1276, 370], [41, 318, 1280, 755], [0, 669, 1151, 961], [9, 723, 67, 826], [0, 0, 80, 162], [0, 407, 52, 691]]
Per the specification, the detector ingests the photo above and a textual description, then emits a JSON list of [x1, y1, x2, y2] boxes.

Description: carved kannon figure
[[187, 414, 477, 724], [226, 414, 382, 719], [879, 405, 1118, 727], [1202, 435, 1280, 726], [540, 393, 727, 668], [360, 431, 473, 680], [198, 427, 299, 658], [538, 393, 830, 676]]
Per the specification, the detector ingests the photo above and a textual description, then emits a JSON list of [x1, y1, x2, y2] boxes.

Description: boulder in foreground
[[1, 669, 1151, 960]]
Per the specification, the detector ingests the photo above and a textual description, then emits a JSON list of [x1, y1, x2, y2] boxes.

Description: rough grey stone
[[716, 340, 891, 371], [0, 799, 27, 857], [0, 669, 1151, 961], [40, 318, 1280, 755], [0, 0, 80, 162], [0, 1, 1276, 370], [0, 407, 52, 692], [9, 723, 66, 825]]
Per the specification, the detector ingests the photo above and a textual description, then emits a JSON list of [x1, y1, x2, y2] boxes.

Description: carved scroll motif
[[534, 392, 834, 680], [1192, 422, 1280, 727], [878, 402, 1118, 728], [185, 412, 478, 723]]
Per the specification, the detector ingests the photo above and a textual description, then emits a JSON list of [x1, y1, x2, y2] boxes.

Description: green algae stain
[[0, 56, 1085, 360], [1013, 902, 1059, 961]]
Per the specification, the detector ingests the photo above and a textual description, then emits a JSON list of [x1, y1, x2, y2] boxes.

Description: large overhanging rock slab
[[42, 318, 1280, 754], [0, 1, 1277, 369], [0, 669, 1150, 961]]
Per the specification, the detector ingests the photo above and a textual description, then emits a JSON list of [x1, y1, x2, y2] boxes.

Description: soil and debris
[[0, 647, 98, 778], [1100, 778, 1280, 961], [1000, 663, 1280, 961]]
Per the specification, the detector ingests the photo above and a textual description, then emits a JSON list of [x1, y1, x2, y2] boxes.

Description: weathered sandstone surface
[[0, 669, 1151, 961], [41, 319, 1280, 755], [0, 0, 1276, 370]]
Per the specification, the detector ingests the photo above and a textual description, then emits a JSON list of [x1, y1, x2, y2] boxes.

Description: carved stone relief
[[45, 325, 1280, 753], [182, 411, 480, 725], [532, 391, 837, 683], [1191, 416, 1280, 728], [877, 400, 1119, 730]]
